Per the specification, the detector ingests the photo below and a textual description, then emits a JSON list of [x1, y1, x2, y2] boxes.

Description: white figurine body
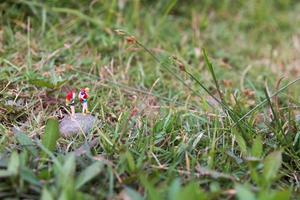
[[78, 88, 90, 114]]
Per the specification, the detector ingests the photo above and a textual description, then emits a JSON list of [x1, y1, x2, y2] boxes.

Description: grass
[[1, 0, 300, 199]]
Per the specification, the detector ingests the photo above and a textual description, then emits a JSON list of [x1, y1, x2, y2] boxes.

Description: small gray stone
[[295, 114, 300, 123], [59, 113, 97, 137]]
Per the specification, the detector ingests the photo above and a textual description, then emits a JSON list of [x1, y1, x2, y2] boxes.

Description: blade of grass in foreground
[[75, 162, 104, 189], [41, 118, 60, 158]]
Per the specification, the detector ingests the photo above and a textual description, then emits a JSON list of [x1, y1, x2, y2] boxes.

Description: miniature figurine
[[66, 90, 76, 116], [78, 87, 90, 114]]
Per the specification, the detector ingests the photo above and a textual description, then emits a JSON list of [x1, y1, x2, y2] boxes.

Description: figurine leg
[[70, 106, 75, 116], [82, 103, 86, 115], [84, 103, 89, 114]]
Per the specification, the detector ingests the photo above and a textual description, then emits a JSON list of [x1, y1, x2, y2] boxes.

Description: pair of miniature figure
[[65, 88, 90, 116]]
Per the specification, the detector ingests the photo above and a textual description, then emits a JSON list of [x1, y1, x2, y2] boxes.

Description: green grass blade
[[263, 150, 282, 186], [235, 184, 256, 200], [0, 170, 13, 178], [124, 187, 144, 200], [41, 187, 54, 200], [8, 151, 20, 176], [75, 162, 104, 189], [251, 136, 263, 158], [163, 0, 178, 17], [41, 118, 60, 157], [202, 48, 223, 101], [20, 167, 41, 186], [233, 77, 300, 127], [15, 131, 38, 157]]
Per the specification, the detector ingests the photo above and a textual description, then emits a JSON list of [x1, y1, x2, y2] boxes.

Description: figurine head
[[84, 87, 90, 93]]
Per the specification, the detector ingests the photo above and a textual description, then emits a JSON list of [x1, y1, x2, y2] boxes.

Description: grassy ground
[[1, 0, 300, 199]]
